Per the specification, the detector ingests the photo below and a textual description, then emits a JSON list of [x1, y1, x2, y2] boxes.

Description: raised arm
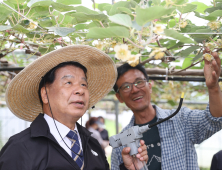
[[204, 50, 222, 117]]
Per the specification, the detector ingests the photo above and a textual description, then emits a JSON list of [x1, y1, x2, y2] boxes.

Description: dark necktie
[[66, 130, 84, 170]]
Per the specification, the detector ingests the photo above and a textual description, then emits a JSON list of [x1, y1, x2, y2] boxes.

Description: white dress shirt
[[44, 114, 83, 157]]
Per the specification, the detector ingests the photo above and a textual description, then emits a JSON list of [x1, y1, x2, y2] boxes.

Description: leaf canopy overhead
[[0, 0, 222, 102]]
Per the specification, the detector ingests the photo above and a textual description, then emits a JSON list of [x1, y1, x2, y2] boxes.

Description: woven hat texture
[[6, 45, 117, 121]]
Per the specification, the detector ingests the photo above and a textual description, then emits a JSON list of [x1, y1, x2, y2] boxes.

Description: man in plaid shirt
[[111, 51, 222, 170]]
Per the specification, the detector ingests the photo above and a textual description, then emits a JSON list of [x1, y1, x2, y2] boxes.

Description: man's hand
[[203, 49, 221, 90], [121, 140, 148, 170]]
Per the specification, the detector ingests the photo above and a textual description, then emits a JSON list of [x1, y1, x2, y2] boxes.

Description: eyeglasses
[[117, 79, 148, 93]]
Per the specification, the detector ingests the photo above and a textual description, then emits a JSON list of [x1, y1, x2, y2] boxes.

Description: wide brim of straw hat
[[5, 45, 117, 122]]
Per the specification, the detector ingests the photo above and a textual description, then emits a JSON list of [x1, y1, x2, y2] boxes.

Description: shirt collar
[[44, 114, 80, 142], [155, 105, 175, 120], [127, 105, 174, 128]]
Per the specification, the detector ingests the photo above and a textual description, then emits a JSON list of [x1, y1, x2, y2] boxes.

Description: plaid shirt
[[111, 105, 222, 170]]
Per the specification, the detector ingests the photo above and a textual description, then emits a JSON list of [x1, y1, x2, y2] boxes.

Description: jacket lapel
[[30, 114, 81, 169], [49, 140, 81, 169], [76, 122, 91, 151]]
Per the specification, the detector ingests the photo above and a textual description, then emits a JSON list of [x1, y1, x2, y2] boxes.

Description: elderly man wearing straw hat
[[0, 45, 148, 170]]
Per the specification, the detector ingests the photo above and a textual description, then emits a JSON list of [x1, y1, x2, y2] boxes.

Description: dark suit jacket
[[211, 150, 222, 170]]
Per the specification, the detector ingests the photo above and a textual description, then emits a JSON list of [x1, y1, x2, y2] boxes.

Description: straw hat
[[5, 45, 117, 122]]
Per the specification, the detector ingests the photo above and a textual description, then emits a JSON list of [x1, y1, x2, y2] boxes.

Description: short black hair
[[38, 61, 87, 106], [113, 63, 149, 93]]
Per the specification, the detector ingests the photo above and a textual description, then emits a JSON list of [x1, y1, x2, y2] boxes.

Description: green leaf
[[136, 6, 175, 26], [28, 0, 53, 7], [190, 29, 212, 43], [98, 3, 111, 11], [74, 6, 98, 15], [2, 1, 15, 10], [160, 62, 169, 68], [168, 18, 179, 28], [175, 66, 182, 69], [39, 18, 55, 27], [168, 42, 184, 50], [0, 25, 12, 31], [56, 0, 81, 5], [181, 25, 207, 33], [152, 0, 161, 5], [52, 11, 75, 26], [0, 6, 12, 21], [216, 2, 222, 7], [191, 2, 208, 14], [174, 0, 187, 5], [69, 12, 107, 22], [204, 3, 222, 13], [205, 6, 220, 13], [7, 0, 26, 4], [164, 29, 194, 44], [129, 0, 138, 8], [74, 24, 87, 31], [69, 33, 82, 41], [179, 46, 199, 58], [13, 25, 30, 33], [51, 2, 75, 12], [103, 5, 113, 15], [194, 11, 217, 21], [182, 57, 193, 69], [18, 3, 27, 10], [109, 23, 126, 27], [165, 40, 178, 49], [46, 27, 76, 37], [87, 21, 101, 28], [132, 20, 141, 31], [109, 14, 132, 28], [177, 4, 197, 13], [26, 32, 41, 38], [43, 34, 60, 40], [132, 20, 150, 31], [86, 26, 129, 39], [180, 24, 192, 32], [118, 7, 132, 14], [33, 6, 49, 16], [208, 10, 222, 18], [193, 28, 212, 33], [109, 1, 131, 16], [192, 52, 203, 62], [133, 0, 140, 3], [39, 44, 55, 55], [159, 16, 175, 22]]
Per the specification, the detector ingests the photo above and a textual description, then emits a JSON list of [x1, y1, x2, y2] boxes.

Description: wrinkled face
[[44, 65, 89, 122], [116, 69, 152, 112]]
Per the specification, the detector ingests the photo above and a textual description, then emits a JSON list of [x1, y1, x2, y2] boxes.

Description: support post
[[114, 100, 119, 134]]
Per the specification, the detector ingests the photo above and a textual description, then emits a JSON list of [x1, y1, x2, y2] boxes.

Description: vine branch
[[169, 58, 204, 75], [126, 38, 144, 49]]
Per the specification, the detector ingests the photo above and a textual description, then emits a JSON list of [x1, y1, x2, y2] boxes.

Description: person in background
[[210, 150, 222, 170], [86, 117, 109, 149], [97, 116, 109, 141]]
